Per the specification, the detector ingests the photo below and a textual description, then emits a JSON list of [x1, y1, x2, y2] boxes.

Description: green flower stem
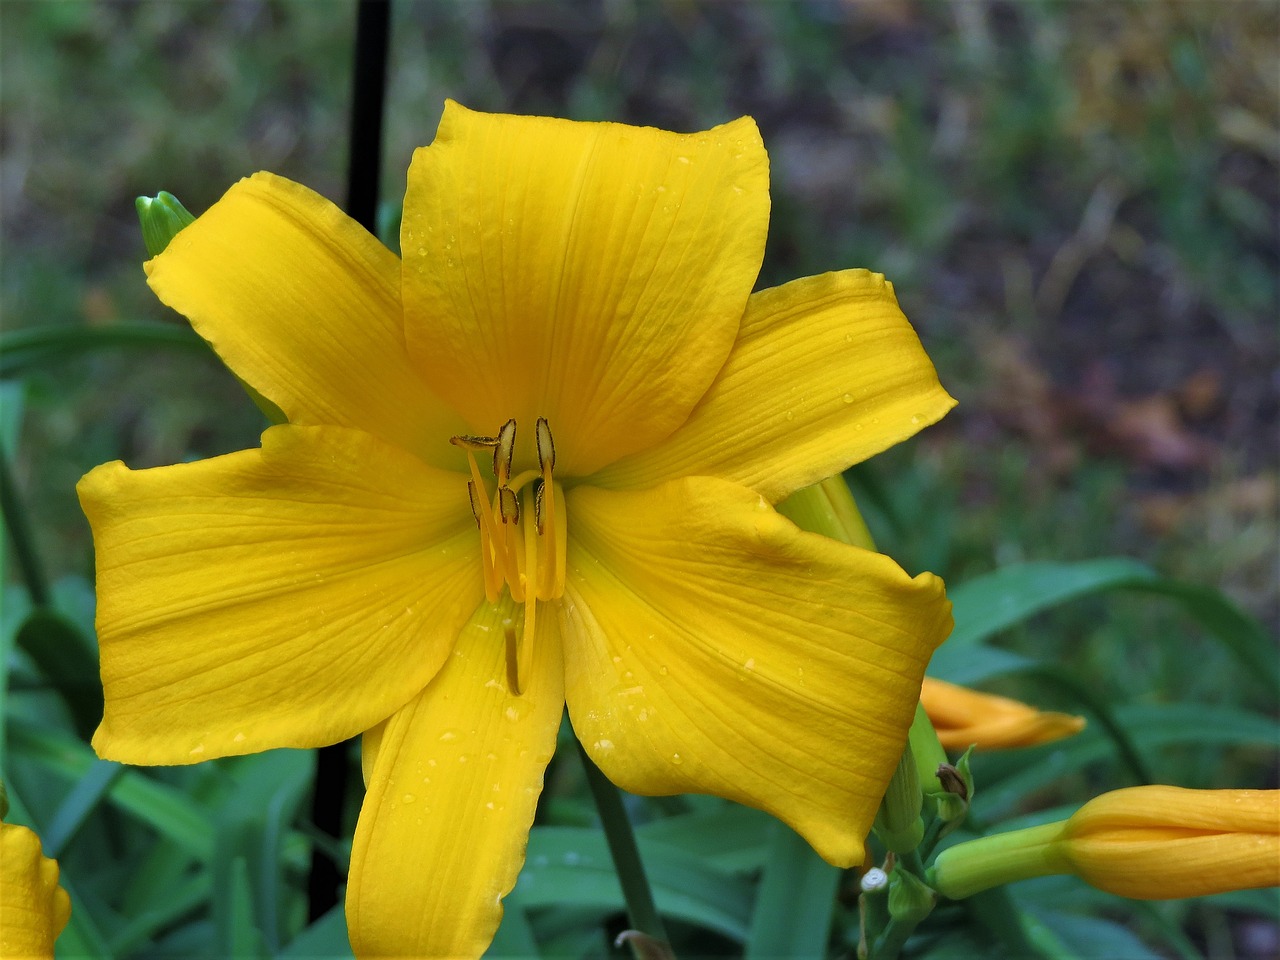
[[309, 0, 392, 923], [0, 442, 50, 608], [575, 739, 670, 946], [928, 821, 1065, 899]]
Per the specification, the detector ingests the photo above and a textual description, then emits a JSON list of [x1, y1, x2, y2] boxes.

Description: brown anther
[[498, 486, 520, 524], [535, 417, 555, 473], [450, 434, 498, 451], [494, 419, 517, 483]]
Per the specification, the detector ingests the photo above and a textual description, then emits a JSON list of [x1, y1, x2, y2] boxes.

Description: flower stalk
[[576, 740, 671, 953]]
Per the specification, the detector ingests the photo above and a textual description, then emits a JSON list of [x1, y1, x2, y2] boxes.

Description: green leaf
[[518, 827, 753, 942], [277, 904, 353, 959], [0, 323, 207, 378], [42, 759, 123, 857], [8, 719, 214, 860], [745, 821, 840, 960], [930, 560, 1277, 694], [941, 558, 1155, 653], [976, 704, 1279, 820], [14, 608, 102, 740]]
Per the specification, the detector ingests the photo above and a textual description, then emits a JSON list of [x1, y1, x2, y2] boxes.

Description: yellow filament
[[520, 485, 539, 692], [550, 481, 567, 598], [539, 471, 557, 600], [503, 625, 521, 696], [462, 450, 501, 603]]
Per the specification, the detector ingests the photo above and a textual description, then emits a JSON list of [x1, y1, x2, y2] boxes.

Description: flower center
[[450, 418, 567, 694]]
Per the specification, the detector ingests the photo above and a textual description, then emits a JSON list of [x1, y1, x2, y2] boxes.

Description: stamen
[[503, 625, 521, 696], [466, 480, 482, 527], [461, 449, 500, 603], [494, 418, 517, 485], [498, 486, 520, 524], [450, 434, 499, 451], [549, 481, 568, 598], [520, 489, 539, 693]]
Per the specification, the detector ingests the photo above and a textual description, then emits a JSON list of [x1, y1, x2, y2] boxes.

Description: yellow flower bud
[[1058, 785, 1280, 899], [930, 785, 1280, 901], [920, 677, 1086, 750]]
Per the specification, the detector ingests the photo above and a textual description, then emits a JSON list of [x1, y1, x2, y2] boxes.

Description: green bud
[[775, 474, 877, 550], [874, 742, 925, 854], [909, 701, 948, 806], [934, 747, 975, 827], [136, 191, 196, 257]]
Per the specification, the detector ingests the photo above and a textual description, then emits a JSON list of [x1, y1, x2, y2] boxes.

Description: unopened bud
[[136, 191, 196, 257]]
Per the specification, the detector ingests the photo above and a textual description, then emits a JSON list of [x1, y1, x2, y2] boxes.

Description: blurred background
[[1, 0, 1277, 955]]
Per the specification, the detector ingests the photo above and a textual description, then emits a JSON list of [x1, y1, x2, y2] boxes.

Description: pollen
[[451, 418, 567, 695]]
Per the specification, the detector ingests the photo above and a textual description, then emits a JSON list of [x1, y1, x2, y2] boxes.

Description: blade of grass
[[8, 718, 214, 860], [42, 759, 124, 857], [744, 821, 840, 960]]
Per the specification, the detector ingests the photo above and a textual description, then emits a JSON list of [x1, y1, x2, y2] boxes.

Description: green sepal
[[136, 191, 196, 257]]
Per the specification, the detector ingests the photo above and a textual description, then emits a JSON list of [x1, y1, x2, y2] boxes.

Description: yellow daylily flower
[[78, 101, 956, 958], [931, 785, 1280, 900], [0, 822, 71, 959], [919, 677, 1086, 750]]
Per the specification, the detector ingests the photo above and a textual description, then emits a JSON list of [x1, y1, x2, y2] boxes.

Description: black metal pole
[[307, 0, 391, 923]]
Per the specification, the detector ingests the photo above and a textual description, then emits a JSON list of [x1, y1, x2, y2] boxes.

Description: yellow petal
[[594, 270, 956, 501], [0, 823, 70, 959], [560, 477, 952, 867], [78, 425, 482, 764], [146, 172, 464, 466], [401, 101, 769, 476], [919, 677, 1086, 750], [347, 597, 564, 958]]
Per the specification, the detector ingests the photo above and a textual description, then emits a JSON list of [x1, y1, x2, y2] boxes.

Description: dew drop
[[188, 744, 205, 756], [504, 705, 523, 722], [671, 752, 684, 765], [659, 665, 669, 676], [677, 156, 690, 164], [910, 413, 923, 424], [232, 732, 246, 743], [402, 793, 416, 804], [744, 657, 756, 671], [842, 393, 854, 404], [439, 730, 458, 742], [416, 246, 425, 256], [485, 801, 496, 810], [593, 739, 615, 752], [785, 410, 795, 421]]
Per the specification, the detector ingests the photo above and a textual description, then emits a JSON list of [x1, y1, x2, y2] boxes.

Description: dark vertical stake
[[307, 0, 392, 923]]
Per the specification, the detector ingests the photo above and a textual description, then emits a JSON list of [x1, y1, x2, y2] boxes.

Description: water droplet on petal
[[439, 730, 458, 742], [659, 665, 669, 676], [842, 393, 854, 404], [592, 739, 615, 752], [671, 752, 684, 765], [402, 793, 416, 804], [785, 410, 795, 421]]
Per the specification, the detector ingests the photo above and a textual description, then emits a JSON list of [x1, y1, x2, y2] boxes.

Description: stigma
[[450, 418, 567, 693]]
